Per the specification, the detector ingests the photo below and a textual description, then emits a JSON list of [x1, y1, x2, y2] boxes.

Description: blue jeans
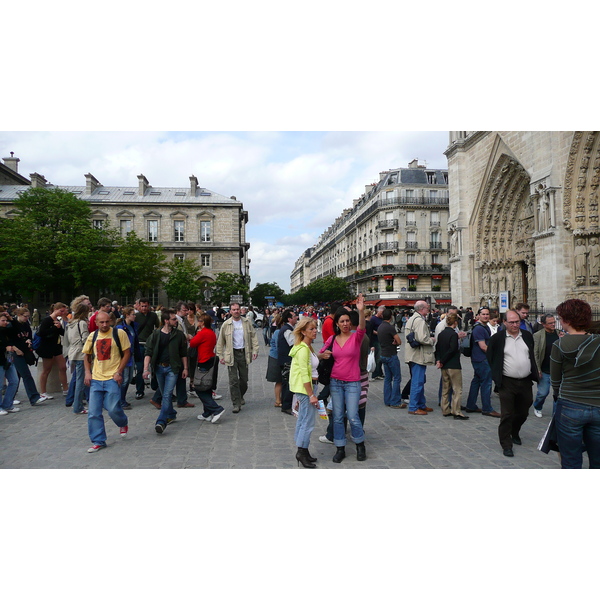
[[555, 399, 600, 469], [330, 378, 364, 446], [294, 385, 318, 448], [88, 378, 128, 446], [467, 360, 493, 412], [120, 365, 133, 406], [381, 355, 402, 406], [12, 354, 41, 405], [66, 360, 88, 413], [408, 363, 427, 412], [0, 362, 18, 410], [534, 372, 551, 410], [155, 364, 178, 426]]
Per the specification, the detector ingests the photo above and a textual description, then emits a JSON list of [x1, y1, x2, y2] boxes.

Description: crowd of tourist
[[1, 295, 599, 469]]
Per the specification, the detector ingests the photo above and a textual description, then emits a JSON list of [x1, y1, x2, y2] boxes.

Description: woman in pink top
[[319, 293, 367, 463]]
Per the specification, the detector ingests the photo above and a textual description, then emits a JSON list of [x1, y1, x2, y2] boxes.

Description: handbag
[[406, 331, 421, 349], [317, 337, 335, 385], [193, 357, 216, 392]]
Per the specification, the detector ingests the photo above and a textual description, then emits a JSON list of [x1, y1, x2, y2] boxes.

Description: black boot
[[296, 447, 316, 468], [356, 442, 367, 462], [305, 448, 317, 463], [332, 446, 346, 463]]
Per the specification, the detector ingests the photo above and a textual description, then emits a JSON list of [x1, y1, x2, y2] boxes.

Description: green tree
[[210, 272, 249, 305], [285, 276, 351, 305], [109, 231, 168, 298], [0, 186, 115, 300], [163, 257, 204, 302], [250, 281, 285, 307]]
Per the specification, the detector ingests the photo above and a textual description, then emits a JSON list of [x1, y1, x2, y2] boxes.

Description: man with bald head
[[487, 310, 539, 457]]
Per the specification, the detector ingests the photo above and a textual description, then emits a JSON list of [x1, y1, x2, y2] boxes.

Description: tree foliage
[[250, 281, 285, 307], [285, 276, 351, 306], [0, 187, 167, 302], [210, 272, 249, 306], [163, 257, 204, 303]]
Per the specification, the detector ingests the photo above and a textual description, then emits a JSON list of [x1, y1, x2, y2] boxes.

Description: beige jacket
[[404, 312, 435, 366], [216, 317, 259, 366]]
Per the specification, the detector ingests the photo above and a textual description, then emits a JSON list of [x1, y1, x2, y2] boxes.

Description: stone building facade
[[0, 154, 250, 306], [292, 160, 451, 307], [445, 131, 600, 311]]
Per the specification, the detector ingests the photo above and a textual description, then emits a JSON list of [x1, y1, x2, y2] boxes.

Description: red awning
[[407, 274, 419, 280], [383, 275, 393, 280], [373, 299, 416, 307], [432, 275, 443, 280]]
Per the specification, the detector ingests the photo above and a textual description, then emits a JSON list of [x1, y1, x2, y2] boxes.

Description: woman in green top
[[289, 316, 320, 468]]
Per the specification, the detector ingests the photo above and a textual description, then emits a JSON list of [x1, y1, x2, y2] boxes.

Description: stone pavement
[[0, 331, 561, 469]]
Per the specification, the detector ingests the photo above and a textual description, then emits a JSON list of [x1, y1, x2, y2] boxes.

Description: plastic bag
[[367, 349, 376, 372]]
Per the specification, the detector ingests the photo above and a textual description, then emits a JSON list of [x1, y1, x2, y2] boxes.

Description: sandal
[[274, 403, 282, 407]]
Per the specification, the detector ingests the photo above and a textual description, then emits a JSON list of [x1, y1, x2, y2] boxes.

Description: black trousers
[[498, 376, 533, 449]]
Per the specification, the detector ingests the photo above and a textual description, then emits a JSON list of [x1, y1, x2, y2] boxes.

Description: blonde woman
[[289, 316, 320, 468], [37, 302, 69, 400]]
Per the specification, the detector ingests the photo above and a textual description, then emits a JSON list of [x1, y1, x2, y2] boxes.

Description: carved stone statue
[[539, 193, 551, 231], [498, 267, 506, 291], [450, 228, 458, 257], [482, 268, 490, 294], [527, 264, 537, 295], [489, 269, 498, 296], [574, 238, 588, 285], [506, 265, 514, 295], [589, 237, 600, 285]]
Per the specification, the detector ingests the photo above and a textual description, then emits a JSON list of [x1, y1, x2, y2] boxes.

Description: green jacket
[[144, 327, 188, 374], [289, 342, 314, 395]]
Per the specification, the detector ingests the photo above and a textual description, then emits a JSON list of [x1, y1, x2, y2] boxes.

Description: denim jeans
[[120, 365, 133, 407], [555, 398, 600, 469], [466, 360, 493, 412], [0, 362, 18, 410], [294, 385, 318, 448], [408, 363, 427, 412], [12, 354, 41, 405], [534, 372, 552, 410], [330, 378, 364, 446], [88, 378, 128, 446], [195, 359, 224, 418], [155, 364, 178, 426], [69, 360, 88, 413], [381, 355, 402, 406]]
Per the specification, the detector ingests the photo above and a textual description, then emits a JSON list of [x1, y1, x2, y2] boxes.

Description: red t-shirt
[[189, 327, 217, 364], [321, 315, 335, 342]]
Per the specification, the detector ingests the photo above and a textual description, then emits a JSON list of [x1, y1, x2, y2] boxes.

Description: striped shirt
[[550, 334, 600, 406]]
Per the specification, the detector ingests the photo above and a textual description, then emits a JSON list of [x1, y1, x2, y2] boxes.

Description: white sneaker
[[212, 392, 223, 400], [40, 393, 54, 400], [534, 408, 543, 418], [319, 435, 333, 444], [0, 409, 7, 416], [197, 414, 213, 422], [7, 407, 20, 413], [211, 408, 226, 424], [33, 397, 46, 406], [13, 399, 21, 405], [62, 390, 68, 396]]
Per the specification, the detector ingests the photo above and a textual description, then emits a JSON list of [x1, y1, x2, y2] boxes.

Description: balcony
[[405, 220, 417, 227], [377, 218, 398, 229], [430, 242, 442, 249], [430, 221, 441, 227], [376, 241, 399, 252], [405, 241, 419, 249]]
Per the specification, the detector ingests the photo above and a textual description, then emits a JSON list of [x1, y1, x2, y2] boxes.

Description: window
[[120, 219, 132, 237], [430, 211, 440, 226], [406, 210, 416, 225], [148, 288, 160, 307], [200, 220, 211, 242], [174, 220, 185, 242], [431, 253, 439, 264], [147, 220, 158, 242], [407, 253, 416, 263], [407, 231, 416, 242], [93, 219, 104, 230], [174, 253, 185, 262], [429, 190, 438, 199], [201, 254, 211, 267]]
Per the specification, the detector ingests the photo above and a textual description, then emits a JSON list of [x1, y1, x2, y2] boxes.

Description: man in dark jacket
[[277, 309, 298, 415], [487, 310, 539, 457], [435, 313, 468, 420]]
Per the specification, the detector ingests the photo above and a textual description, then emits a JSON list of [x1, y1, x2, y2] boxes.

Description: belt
[[233, 347, 245, 351], [158, 362, 170, 367], [312, 378, 319, 384]]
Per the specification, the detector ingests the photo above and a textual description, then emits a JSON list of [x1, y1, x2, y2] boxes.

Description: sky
[[0, 130, 449, 293]]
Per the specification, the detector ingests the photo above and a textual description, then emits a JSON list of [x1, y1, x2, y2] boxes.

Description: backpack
[[90, 328, 124, 360], [31, 332, 42, 352], [459, 331, 473, 357]]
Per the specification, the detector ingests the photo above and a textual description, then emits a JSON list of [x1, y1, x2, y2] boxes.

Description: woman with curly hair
[[551, 298, 600, 468], [37, 302, 69, 401]]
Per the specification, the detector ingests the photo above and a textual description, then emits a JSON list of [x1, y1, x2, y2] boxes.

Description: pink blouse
[[320, 328, 366, 382]]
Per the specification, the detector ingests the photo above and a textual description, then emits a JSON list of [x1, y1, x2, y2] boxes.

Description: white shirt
[[232, 319, 245, 349], [502, 331, 531, 379]]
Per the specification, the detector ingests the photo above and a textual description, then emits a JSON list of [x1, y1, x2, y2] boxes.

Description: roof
[[0, 184, 241, 204], [0, 162, 30, 185]]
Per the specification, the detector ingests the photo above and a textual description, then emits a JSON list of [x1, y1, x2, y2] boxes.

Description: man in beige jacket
[[216, 303, 259, 413], [404, 300, 435, 415]]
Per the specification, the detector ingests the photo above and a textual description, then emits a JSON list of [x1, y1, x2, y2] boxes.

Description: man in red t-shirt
[[88, 298, 113, 333]]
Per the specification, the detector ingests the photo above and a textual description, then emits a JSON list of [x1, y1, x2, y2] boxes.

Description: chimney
[[408, 159, 419, 169], [3, 152, 20, 173], [365, 184, 374, 194], [138, 174, 149, 196], [190, 175, 198, 196], [85, 173, 101, 195], [30, 172, 47, 188]]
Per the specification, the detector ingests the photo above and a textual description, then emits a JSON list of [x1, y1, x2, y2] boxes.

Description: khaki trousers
[[441, 368, 463, 416]]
